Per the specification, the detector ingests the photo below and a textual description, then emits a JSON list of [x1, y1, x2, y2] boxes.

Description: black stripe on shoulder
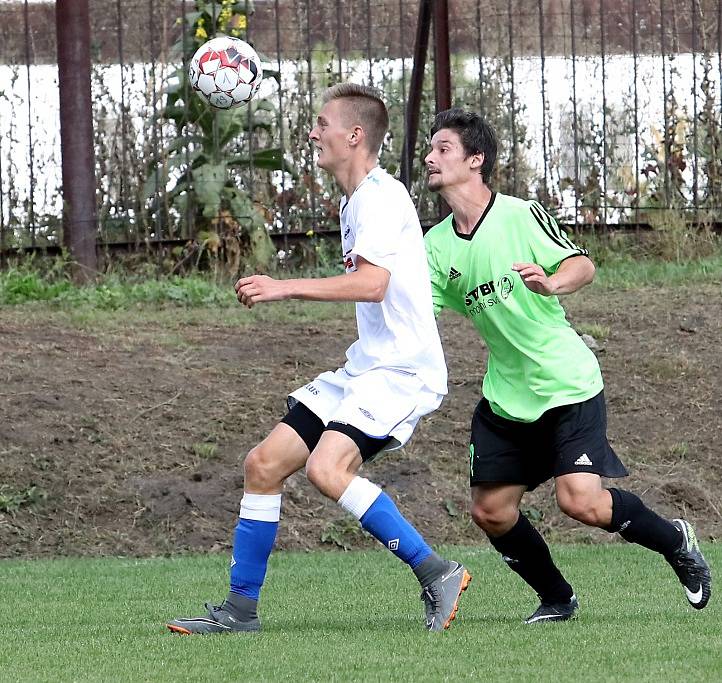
[[530, 203, 587, 253], [531, 202, 569, 244], [549, 217, 579, 250], [530, 203, 567, 249]]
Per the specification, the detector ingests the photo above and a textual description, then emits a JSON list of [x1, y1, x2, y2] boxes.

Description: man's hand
[[234, 275, 290, 308], [234, 257, 390, 308], [512, 255, 595, 296], [512, 262, 558, 296]]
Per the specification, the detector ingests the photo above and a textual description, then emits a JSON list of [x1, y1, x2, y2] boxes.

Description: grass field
[[1, 545, 719, 682]]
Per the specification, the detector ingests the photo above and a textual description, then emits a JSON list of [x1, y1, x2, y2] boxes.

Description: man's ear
[[470, 152, 485, 170], [348, 125, 364, 147]]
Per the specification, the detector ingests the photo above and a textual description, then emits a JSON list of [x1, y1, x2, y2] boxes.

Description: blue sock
[[228, 493, 282, 601], [229, 517, 278, 600], [359, 492, 432, 569]]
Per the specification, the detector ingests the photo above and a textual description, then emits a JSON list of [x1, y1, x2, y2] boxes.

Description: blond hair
[[322, 83, 389, 155]]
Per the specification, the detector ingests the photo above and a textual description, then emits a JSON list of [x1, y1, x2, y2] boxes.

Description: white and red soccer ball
[[189, 36, 263, 110]]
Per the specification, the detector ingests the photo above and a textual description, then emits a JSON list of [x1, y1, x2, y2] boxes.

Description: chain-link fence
[[0, 0, 720, 264]]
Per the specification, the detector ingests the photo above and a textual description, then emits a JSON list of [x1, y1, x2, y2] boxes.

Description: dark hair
[[431, 108, 497, 184], [323, 83, 389, 155]]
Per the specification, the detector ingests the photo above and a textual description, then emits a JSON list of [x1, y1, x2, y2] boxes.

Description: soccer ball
[[189, 36, 263, 110]]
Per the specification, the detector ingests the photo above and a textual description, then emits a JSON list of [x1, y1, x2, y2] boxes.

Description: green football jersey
[[425, 192, 603, 422]]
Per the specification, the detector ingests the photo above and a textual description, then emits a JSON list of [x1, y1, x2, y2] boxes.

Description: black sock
[[487, 513, 574, 604], [607, 488, 683, 557]]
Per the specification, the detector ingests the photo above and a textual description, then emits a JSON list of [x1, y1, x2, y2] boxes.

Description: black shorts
[[281, 401, 392, 462], [469, 390, 628, 491]]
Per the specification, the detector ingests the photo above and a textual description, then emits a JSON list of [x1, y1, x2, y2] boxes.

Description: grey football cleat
[[166, 602, 261, 635], [666, 519, 711, 610], [420, 561, 472, 631], [525, 594, 578, 624]]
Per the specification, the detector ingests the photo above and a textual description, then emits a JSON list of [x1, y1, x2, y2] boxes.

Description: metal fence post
[[538, 0, 548, 201], [400, 0, 431, 190], [23, 0, 36, 246], [56, 0, 98, 278], [507, 0, 518, 197], [570, 1, 579, 229], [600, 0, 608, 226]]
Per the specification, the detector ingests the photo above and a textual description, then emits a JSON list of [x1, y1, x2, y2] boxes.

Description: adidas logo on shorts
[[574, 453, 593, 466]]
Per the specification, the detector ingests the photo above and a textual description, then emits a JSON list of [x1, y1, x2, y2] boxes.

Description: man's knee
[[305, 450, 339, 495], [244, 443, 284, 489], [470, 497, 518, 536], [556, 488, 609, 526], [304, 451, 325, 489]]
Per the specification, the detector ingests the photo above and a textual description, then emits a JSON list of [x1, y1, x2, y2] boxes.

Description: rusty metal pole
[[400, 0, 431, 190], [570, 1, 579, 231], [304, 0, 318, 230], [507, 0, 518, 197], [538, 0, 549, 202], [432, 0, 451, 113], [432, 0, 451, 220], [600, 0, 609, 227], [23, 0, 36, 247], [632, 0, 641, 227], [56, 0, 97, 280]]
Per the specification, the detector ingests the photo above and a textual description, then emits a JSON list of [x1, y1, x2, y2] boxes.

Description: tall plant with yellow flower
[[153, 0, 285, 273]]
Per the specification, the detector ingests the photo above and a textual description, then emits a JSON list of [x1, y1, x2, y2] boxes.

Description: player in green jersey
[[423, 107, 711, 623]]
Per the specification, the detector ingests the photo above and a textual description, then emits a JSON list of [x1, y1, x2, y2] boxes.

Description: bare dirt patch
[[1, 284, 720, 559]]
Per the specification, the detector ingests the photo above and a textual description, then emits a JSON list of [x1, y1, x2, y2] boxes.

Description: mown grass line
[[0, 545, 719, 682]]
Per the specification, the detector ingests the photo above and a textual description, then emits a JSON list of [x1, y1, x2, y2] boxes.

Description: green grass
[[0, 545, 719, 682], [0, 270, 237, 308], [0, 267, 355, 327], [573, 322, 611, 340], [592, 252, 722, 290], [0, 255, 719, 333], [1, 252, 721, 311]]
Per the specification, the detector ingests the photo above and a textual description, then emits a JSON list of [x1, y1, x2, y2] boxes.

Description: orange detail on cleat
[[167, 624, 193, 635], [442, 570, 472, 630]]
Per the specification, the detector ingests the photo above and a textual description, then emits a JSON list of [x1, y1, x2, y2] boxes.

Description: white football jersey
[[339, 166, 448, 396]]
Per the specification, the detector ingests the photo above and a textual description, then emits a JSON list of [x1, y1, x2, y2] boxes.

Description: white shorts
[[287, 367, 444, 451]]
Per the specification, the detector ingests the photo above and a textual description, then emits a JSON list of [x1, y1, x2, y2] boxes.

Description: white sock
[[239, 493, 282, 522], [338, 477, 382, 520]]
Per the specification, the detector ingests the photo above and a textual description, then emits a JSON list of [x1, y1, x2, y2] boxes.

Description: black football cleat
[[666, 519, 711, 610], [524, 594, 578, 624]]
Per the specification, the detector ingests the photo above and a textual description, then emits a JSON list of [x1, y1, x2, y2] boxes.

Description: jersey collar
[[451, 192, 496, 241], [341, 166, 383, 214]]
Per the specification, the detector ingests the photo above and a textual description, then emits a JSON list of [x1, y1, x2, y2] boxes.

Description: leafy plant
[[153, 0, 288, 274], [0, 485, 47, 515], [574, 322, 610, 341], [192, 441, 219, 459], [521, 506, 543, 523], [443, 499, 460, 517], [321, 516, 367, 551]]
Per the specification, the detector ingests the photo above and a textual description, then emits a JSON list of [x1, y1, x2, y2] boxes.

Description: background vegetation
[[1, 0, 720, 278]]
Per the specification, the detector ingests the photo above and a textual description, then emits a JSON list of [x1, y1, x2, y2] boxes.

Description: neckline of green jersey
[[451, 192, 497, 241]]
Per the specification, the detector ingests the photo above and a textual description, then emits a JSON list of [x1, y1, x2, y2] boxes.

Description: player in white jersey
[[167, 84, 470, 635]]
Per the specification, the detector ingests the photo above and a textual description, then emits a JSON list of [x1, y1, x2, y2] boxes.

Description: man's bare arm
[[512, 255, 595, 296], [235, 256, 390, 308]]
